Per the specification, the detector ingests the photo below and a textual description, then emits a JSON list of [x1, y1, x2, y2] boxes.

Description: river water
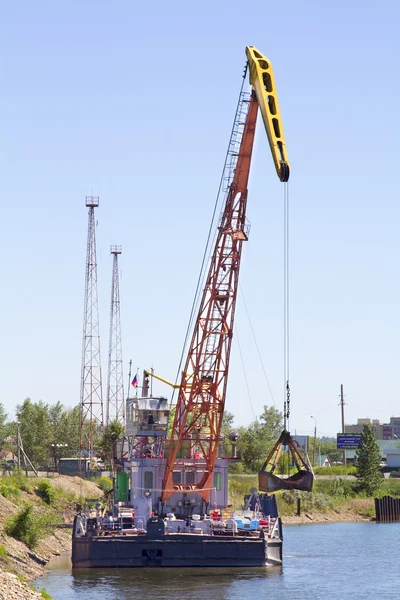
[[36, 522, 398, 599]]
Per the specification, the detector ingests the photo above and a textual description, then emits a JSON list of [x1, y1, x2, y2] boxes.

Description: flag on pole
[[132, 374, 139, 388]]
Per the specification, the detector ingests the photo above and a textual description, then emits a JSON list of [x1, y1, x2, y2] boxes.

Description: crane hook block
[[258, 430, 314, 493], [246, 46, 290, 182]]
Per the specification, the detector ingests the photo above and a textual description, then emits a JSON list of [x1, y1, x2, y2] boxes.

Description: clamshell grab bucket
[[258, 430, 314, 493], [259, 469, 314, 493]]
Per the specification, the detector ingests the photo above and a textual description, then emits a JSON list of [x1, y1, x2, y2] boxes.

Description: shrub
[[277, 489, 335, 514], [228, 475, 258, 509], [98, 477, 113, 493], [37, 481, 56, 505], [322, 477, 356, 500], [311, 492, 334, 511], [18, 480, 33, 493], [4, 505, 56, 549], [228, 462, 246, 474]]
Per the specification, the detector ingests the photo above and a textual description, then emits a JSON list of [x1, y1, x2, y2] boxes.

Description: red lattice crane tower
[[106, 245, 125, 427], [79, 196, 104, 460], [161, 46, 289, 506]]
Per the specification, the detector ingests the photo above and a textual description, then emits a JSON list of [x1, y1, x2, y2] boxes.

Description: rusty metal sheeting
[[375, 496, 400, 522]]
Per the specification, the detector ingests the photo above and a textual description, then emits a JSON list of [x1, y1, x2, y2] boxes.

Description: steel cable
[[283, 181, 290, 430], [239, 285, 276, 407]]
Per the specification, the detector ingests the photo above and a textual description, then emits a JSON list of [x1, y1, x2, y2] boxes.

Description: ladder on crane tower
[[223, 92, 252, 194], [202, 92, 252, 377]]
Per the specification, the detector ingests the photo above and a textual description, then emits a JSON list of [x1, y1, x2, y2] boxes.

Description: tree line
[[0, 398, 80, 469], [0, 398, 365, 472]]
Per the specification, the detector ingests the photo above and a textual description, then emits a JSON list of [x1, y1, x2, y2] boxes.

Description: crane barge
[[72, 45, 303, 569]]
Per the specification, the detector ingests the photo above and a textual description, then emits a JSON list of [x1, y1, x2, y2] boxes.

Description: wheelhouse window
[[186, 471, 195, 484], [144, 471, 153, 490], [172, 471, 181, 484], [213, 471, 222, 491]]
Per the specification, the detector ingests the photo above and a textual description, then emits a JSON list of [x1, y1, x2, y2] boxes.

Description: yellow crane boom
[[246, 46, 290, 182]]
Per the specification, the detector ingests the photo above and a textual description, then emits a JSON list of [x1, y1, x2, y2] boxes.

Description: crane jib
[[161, 47, 291, 507], [245, 46, 290, 182]]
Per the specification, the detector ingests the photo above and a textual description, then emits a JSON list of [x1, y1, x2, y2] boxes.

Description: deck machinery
[[72, 46, 312, 569]]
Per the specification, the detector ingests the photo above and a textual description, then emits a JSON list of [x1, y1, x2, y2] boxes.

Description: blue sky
[[1, 0, 399, 439]]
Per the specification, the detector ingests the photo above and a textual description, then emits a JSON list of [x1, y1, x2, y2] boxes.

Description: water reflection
[[37, 523, 400, 600], [38, 553, 282, 600]]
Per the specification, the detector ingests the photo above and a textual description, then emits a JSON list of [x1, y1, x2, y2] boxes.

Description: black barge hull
[[72, 532, 282, 568]]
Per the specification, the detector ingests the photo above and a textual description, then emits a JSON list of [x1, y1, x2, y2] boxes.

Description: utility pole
[[106, 246, 125, 428], [311, 416, 317, 467], [340, 384, 346, 466], [17, 423, 20, 469], [80, 196, 104, 470]]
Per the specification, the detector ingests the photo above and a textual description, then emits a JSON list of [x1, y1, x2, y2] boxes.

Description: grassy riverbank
[[0, 471, 396, 597], [0, 473, 102, 599], [228, 473, 400, 523]]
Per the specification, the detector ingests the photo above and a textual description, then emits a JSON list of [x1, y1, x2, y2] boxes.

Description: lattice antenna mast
[[106, 246, 125, 427], [80, 196, 104, 459]]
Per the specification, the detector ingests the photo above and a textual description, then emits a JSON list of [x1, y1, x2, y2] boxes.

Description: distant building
[[345, 440, 399, 464], [318, 455, 331, 468], [59, 458, 90, 476], [385, 448, 400, 468], [390, 417, 400, 440], [383, 424, 393, 440], [345, 418, 396, 440]]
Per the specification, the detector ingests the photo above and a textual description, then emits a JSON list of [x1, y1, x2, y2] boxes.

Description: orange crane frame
[[161, 47, 289, 506]]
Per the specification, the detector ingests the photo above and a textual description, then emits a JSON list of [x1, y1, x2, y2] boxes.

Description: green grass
[[314, 477, 356, 497], [314, 465, 357, 476], [381, 479, 400, 495], [29, 586, 53, 599], [228, 473, 385, 516], [0, 483, 20, 500], [276, 489, 337, 515], [229, 471, 400, 519], [59, 489, 80, 503], [0, 544, 9, 566], [0, 472, 33, 494]]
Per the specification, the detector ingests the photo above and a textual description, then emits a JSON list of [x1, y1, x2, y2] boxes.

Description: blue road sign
[[337, 434, 361, 449]]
